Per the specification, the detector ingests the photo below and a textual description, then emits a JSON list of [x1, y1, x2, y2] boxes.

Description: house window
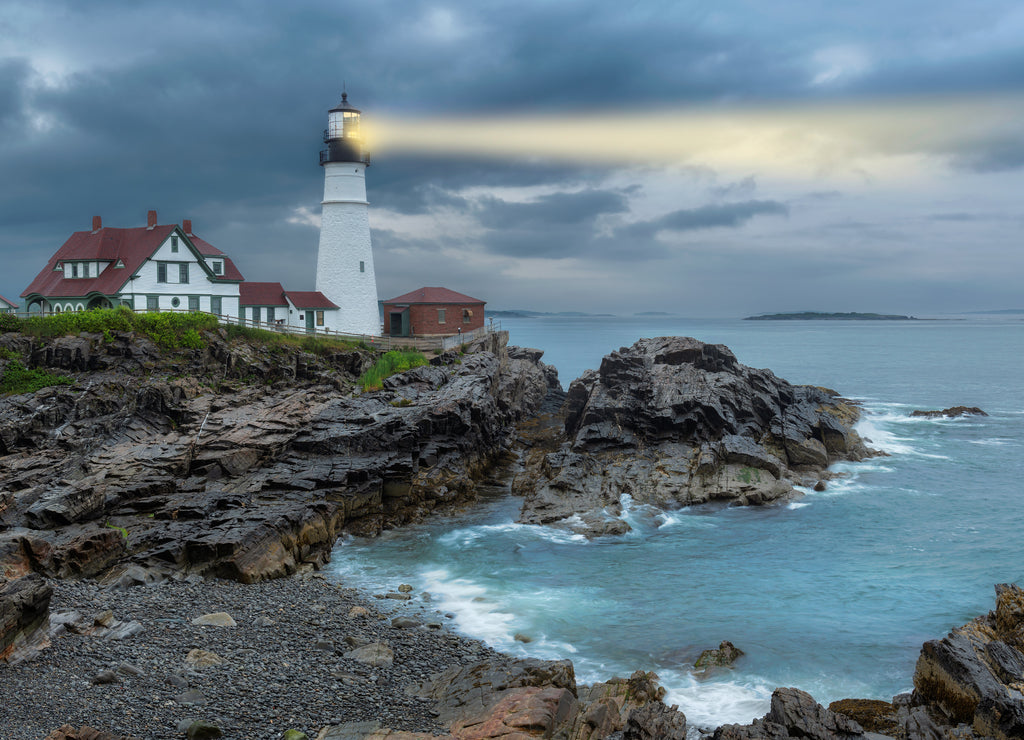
[[188, 296, 200, 312], [171, 297, 181, 308], [267, 307, 276, 323], [82, 263, 89, 278], [212, 261, 223, 276], [171, 235, 179, 253], [252, 307, 261, 323], [211, 296, 222, 315], [179, 263, 189, 284], [115, 259, 125, 268], [157, 263, 168, 283], [316, 311, 324, 326], [72, 263, 79, 278], [359, 261, 365, 273], [438, 308, 446, 324], [147, 295, 159, 312]]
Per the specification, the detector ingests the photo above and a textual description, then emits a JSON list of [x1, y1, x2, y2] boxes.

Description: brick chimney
[[147, 210, 157, 230], [92, 215, 102, 231], [183, 219, 192, 236]]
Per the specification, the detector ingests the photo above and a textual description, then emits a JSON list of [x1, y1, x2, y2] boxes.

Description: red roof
[[239, 282, 288, 307], [21, 224, 242, 298], [382, 287, 485, 305], [285, 291, 338, 309], [0, 294, 17, 309], [22, 225, 177, 298], [190, 236, 245, 282]]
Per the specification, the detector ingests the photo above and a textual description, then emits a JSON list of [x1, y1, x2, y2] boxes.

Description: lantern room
[[321, 92, 369, 165]]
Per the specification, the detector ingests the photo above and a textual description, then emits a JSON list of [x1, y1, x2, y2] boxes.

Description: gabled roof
[[20, 224, 240, 298], [190, 235, 245, 282], [285, 291, 338, 310], [239, 282, 288, 307], [0, 294, 17, 309], [382, 286, 485, 305], [22, 225, 178, 298]]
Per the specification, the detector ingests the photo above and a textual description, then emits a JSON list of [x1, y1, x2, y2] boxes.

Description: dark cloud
[[618, 200, 789, 240], [1, 0, 1022, 314]]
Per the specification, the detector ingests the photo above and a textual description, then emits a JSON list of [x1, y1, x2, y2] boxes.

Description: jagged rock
[[695, 640, 745, 669], [0, 330, 552, 583], [0, 573, 52, 661], [515, 337, 875, 525], [409, 658, 577, 726], [910, 406, 987, 418], [714, 687, 866, 739], [909, 583, 1024, 740]]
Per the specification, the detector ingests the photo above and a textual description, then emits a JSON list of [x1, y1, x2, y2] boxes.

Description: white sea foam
[[787, 501, 810, 509], [659, 671, 773, 729]]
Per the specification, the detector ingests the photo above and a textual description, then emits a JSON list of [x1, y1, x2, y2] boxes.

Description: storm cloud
[[1, 0, 1022, 315]]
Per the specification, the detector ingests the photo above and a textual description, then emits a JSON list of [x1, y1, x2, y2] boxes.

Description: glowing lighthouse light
[[314, 92, 380, 336]]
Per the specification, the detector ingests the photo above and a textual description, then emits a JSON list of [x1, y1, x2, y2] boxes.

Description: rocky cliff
[[514, 336, 875, 530], [0, 328, 555, 588]]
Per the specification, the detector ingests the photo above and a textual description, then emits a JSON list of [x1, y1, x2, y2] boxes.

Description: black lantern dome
[[320, 92, 370, 166]]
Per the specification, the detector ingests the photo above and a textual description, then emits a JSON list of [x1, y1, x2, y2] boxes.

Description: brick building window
[[438, 308, 446, 324]]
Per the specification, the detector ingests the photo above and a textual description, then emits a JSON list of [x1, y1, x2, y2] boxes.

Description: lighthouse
[[314, 92, 380, 335]]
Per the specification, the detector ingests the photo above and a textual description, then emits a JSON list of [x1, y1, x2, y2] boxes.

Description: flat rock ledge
[[514, 336, 877, 530]]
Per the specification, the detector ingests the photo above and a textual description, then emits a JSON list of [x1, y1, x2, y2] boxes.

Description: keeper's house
[[239, 282, 340, 332], [21, 211, 244, 316], [382, 287, 485, 337], [0, 295, 17, 314]]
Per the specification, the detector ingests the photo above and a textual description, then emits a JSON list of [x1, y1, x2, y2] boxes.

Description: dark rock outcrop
[[514, 337, 875, 527], [714, 687, 866, 739], [0, 572, 52, 661], [0, 329, 553, 583], [406, 658, 686, 740], [910, 406, 988, 418], [907, 583, 1024, 740]]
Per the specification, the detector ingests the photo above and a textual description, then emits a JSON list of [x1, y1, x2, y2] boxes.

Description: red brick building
[[381, 287, 485, 337]]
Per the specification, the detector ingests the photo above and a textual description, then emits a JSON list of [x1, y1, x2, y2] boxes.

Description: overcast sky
[[2, 0, 1022, 316]]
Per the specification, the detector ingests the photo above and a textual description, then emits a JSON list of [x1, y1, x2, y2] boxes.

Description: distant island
[[634, 311, 673, 316], [745, 311, 917, 321]]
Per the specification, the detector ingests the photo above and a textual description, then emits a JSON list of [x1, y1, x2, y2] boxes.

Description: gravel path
[[1, 573, 508, 739]]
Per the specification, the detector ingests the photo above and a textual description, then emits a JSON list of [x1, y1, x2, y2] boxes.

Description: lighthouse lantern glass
[[328, 110, 361, 140]]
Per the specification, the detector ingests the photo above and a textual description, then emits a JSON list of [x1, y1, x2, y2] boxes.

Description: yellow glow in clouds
[[366, 95, 1024, 180]]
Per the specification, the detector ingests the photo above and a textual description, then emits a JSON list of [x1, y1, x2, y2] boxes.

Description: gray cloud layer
[[1, 0, 1022, 314]]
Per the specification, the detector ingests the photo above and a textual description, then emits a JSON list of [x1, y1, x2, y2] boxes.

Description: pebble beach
[[0, 573, 508, 739]]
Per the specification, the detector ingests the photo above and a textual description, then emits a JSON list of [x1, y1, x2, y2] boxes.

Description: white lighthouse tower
[[314, 92, 380, 335]]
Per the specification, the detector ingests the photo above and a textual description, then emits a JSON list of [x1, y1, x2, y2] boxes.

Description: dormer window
[[171, 235, 179, 253], [72, 263, 79, 278], [212, 261, 223, 276]]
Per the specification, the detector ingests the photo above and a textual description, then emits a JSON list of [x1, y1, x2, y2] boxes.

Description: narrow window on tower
[[359, 261, 365, 273]]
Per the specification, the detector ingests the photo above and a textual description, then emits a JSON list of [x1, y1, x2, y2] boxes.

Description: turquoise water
[[328, 316, 1024, 728]]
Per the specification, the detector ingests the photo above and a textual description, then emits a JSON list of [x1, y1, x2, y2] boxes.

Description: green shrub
[[0, 359, 75, 395], [19, 308, 218, 350], [358, 349, 427, 391], [0, 313, 22, 332], [222, 324, 359, 355]]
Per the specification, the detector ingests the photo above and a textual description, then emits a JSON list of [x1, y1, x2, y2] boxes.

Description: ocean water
[[327, 316, 1024, 729]]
